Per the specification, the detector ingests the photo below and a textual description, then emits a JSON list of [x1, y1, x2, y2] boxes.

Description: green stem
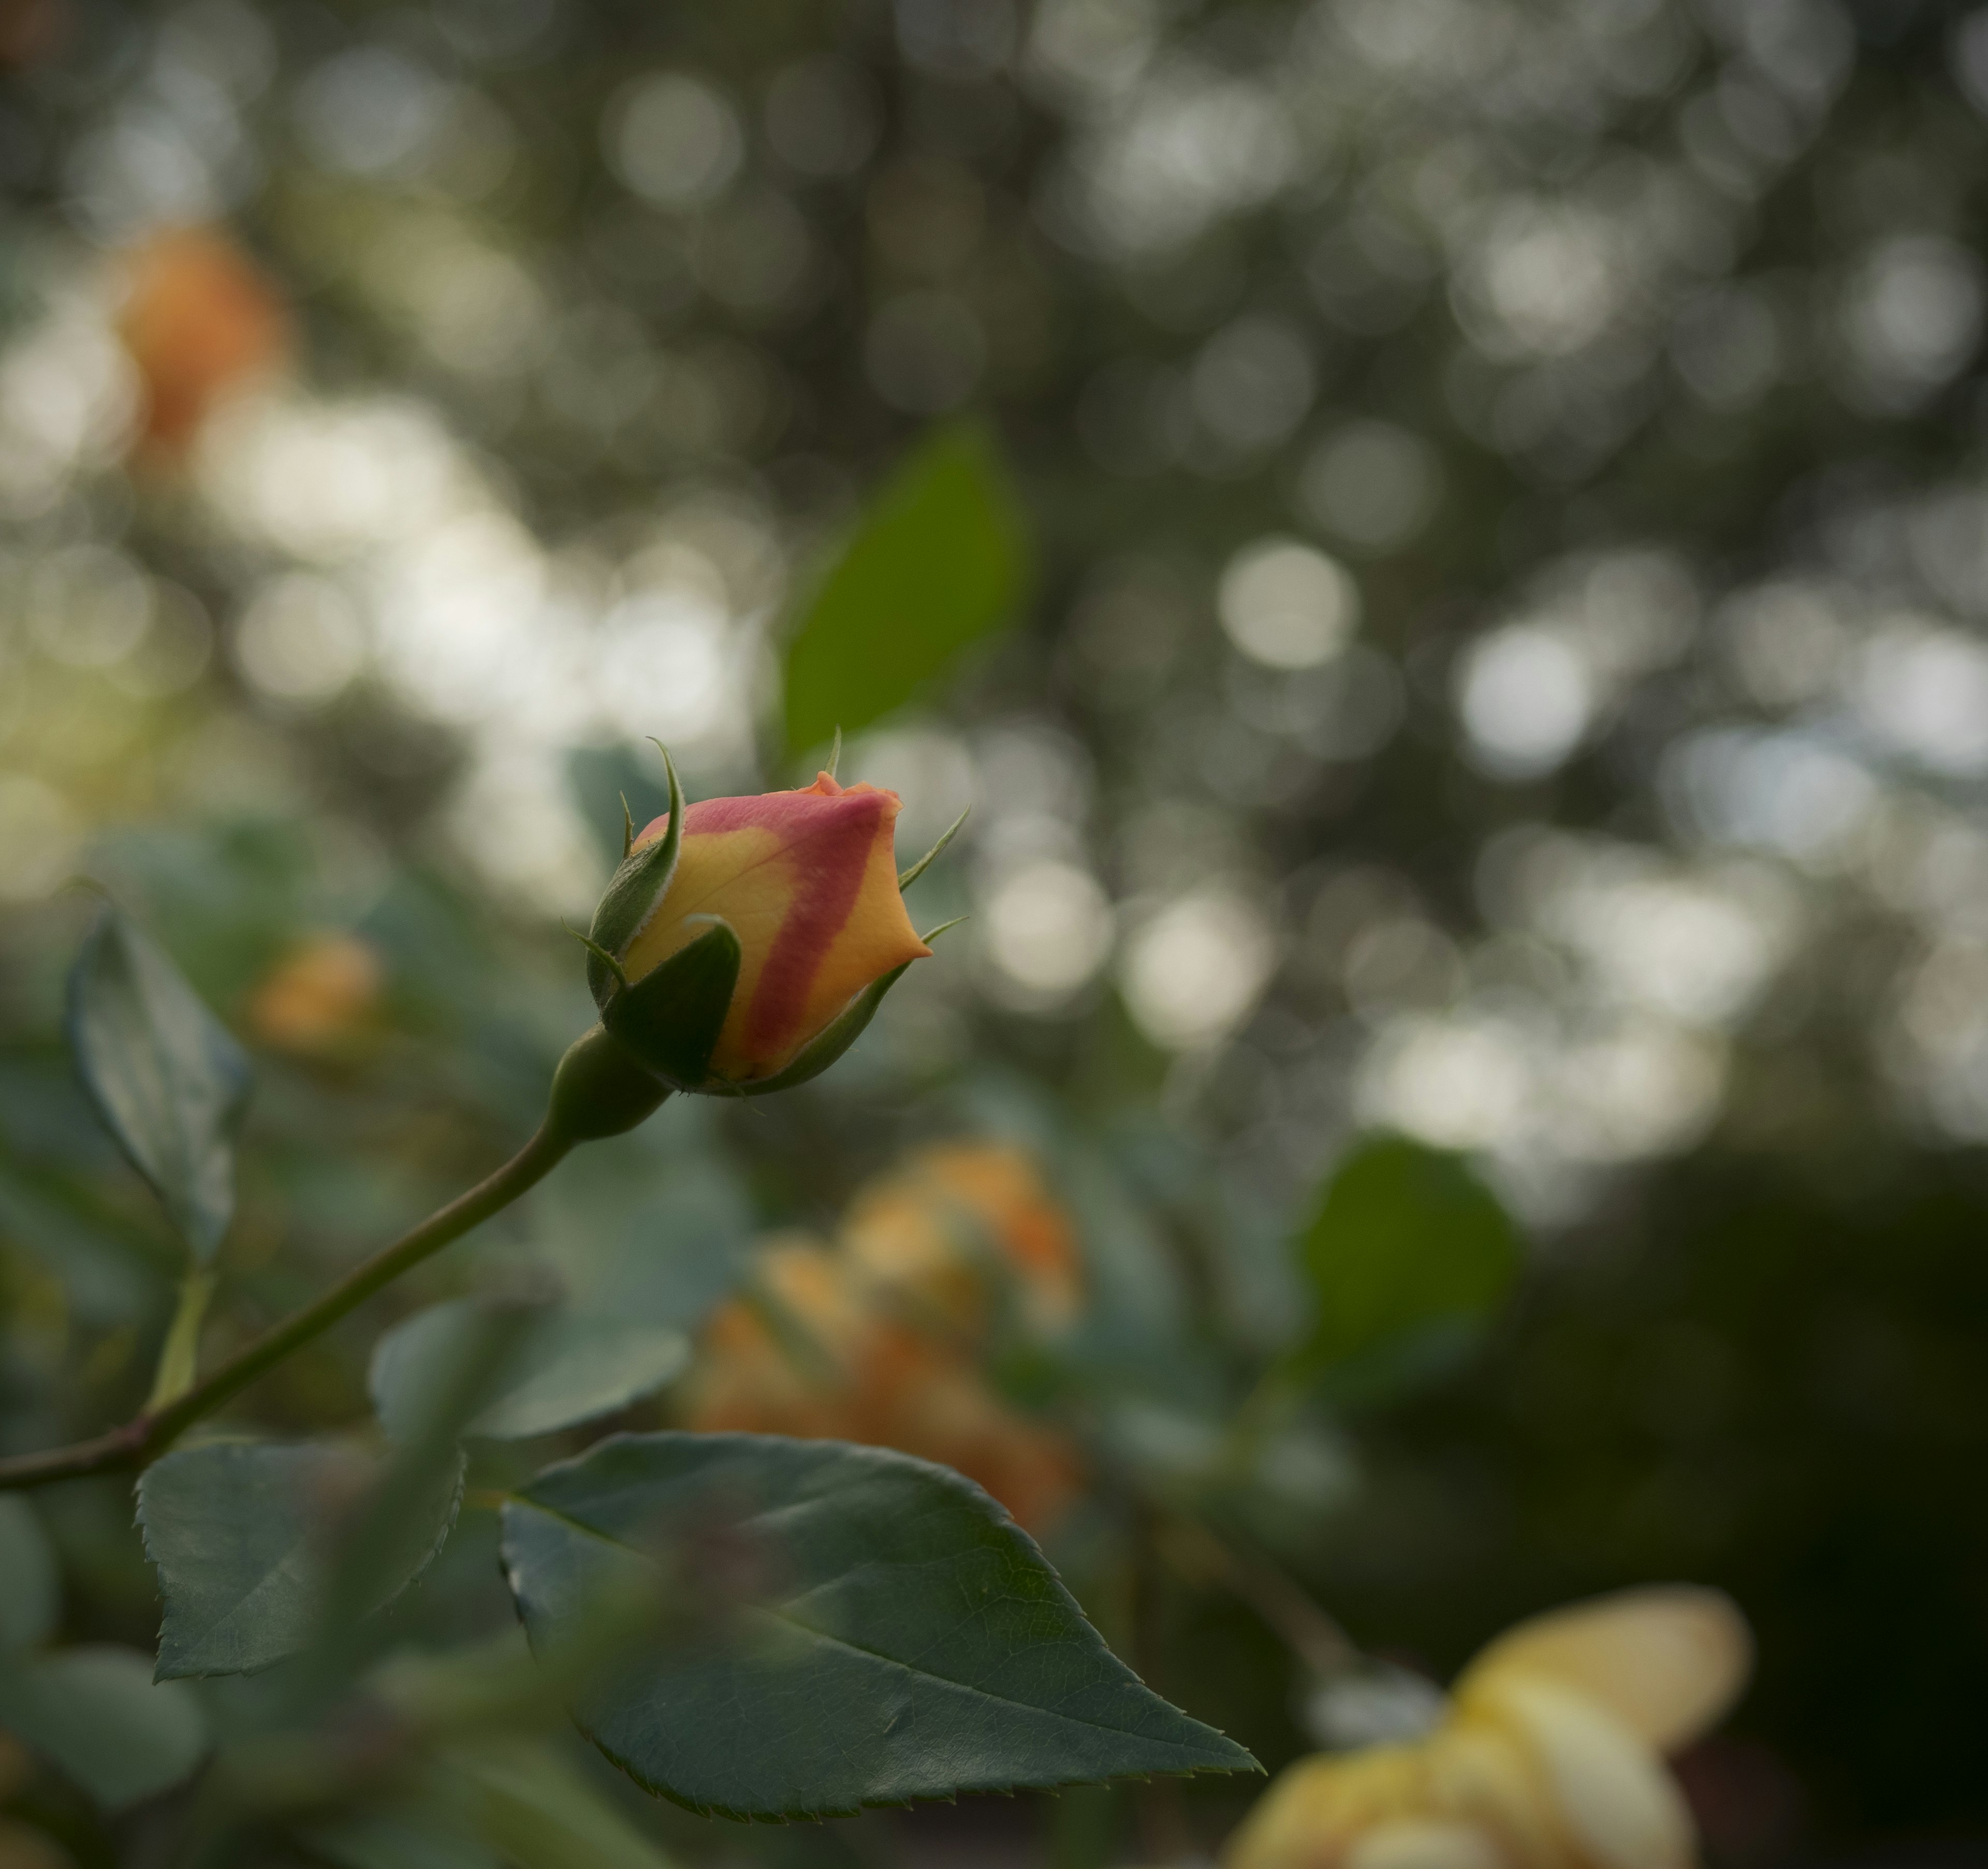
[[0, 1125, 572, 1492]]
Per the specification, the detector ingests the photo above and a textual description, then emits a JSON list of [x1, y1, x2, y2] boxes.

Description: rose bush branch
[[0, 755, 955, 1494]]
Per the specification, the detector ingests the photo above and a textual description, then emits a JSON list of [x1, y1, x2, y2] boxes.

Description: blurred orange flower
[[841, 1141, 1083, 1338], [1225, 1588, 1753, 1869], [685, 1141, 1088, 1530], [247, 935, 384, 1053], [117, 227, 289, 457]]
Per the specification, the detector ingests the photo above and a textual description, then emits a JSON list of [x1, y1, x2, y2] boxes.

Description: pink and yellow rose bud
[[1225, 1588, 1752, 1869], [581, 762, 945, 1098]]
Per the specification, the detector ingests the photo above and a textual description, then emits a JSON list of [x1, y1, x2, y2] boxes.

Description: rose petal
[[1456, 1586, 1751, 1753], [1225, 1748, 1427, 1869], [1347, 1820, 1505, 1869], [1467, 1679, 1693, 1869]]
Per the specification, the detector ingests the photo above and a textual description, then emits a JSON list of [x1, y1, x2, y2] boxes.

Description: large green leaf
[[66, 905, 252, 1263], [782, 423, 1028, 756], [1288, 1136, 1519, 1378], [371, 1298, 689, 1443], [0, 1645, 209, 1807], [500, 1433, 1255, 1818], [0, 1498, 59, 1652], [136, 1439, 464, 1680]]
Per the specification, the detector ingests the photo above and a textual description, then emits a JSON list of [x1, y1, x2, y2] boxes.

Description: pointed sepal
[[602, 920, 741, 1091], [898, 805, 969, 891], [585, 747, 685, 1011]]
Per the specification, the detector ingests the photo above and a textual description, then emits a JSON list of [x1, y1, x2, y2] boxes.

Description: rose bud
[[578, 752, 961, 1097]]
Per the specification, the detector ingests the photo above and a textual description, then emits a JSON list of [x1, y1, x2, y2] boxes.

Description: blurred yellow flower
[[1225, 1588, 1752, 1869]]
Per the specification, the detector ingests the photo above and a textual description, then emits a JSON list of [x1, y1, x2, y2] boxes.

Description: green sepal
[[585, 747, 684, 1011], [898, 805, 969, 891], [602, 921, 741, 1091]]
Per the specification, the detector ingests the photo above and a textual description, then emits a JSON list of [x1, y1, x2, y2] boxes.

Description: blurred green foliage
[[783, 422, 1028, 758], [1289, 1137, 1518, 1387]]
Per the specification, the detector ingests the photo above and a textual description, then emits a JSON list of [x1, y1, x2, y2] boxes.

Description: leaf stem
[[143, 1269, 217, 1413], [0, 1125, 572, 1492]]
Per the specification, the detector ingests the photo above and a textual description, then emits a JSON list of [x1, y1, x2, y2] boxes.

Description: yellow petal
[[1423, 1719, 1574, 1869], [1347, 1821, 1504, 1869], [1457, 1587, 1751, 1753], [1467, 1679, 1693, 1869], [1224, 1748, 1427, 1869]]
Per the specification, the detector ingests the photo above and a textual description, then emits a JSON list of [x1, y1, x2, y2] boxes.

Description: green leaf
[[136, 1439, 464, 1680], [1288, 1136, 1519, 1377], [0, 1645, 209, 1807], [371, 1298, 689, 1443], [66, 905, 252, 1264], [0, 1498, 59, 1652], [782, 423, 1028, 756], [500, 1433, 1256, 1818]]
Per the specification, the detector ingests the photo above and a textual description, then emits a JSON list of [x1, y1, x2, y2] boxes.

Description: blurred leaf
[[66, 906, 252, 1264], [0, 1499, 59, 1651], [312, 1300, 524, 1688], [306, 1807, 503, 1869], [311, 1738, 672, 1869], [371, 1299, 689, 1443], [782, 423, 1028, 756], [500, 1432, 1256, 1818], [534, 1152, 754, 1334], [0, 1644, 208, 1807], [0, 1165, 158, 1323], [1288, 1136, 1519, 1378], [442, 1735, 674, 1869], [137, 1439, 464, 1680]]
